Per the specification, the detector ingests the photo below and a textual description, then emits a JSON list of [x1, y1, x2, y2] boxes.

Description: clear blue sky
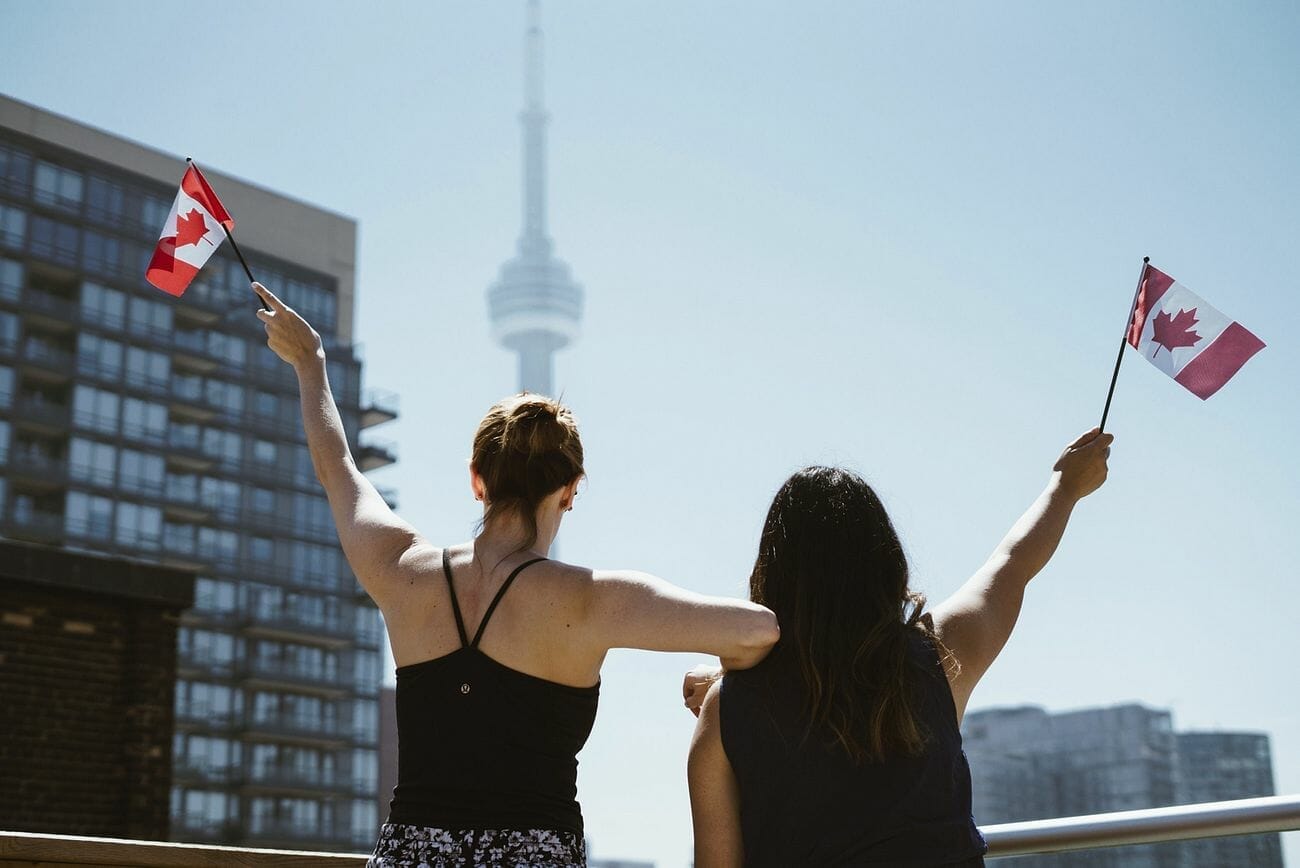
[[4, 2, 1298, 864]]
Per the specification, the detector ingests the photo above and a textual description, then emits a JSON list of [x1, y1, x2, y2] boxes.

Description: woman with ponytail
[[252, 284, 779, 868], [684, 430, 1113, 867]]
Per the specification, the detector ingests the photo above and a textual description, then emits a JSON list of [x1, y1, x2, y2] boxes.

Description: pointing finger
[[252, 282, 285, 311]]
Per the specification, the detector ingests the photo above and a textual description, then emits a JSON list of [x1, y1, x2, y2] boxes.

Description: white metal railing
[[981, 793, 1300, 857]]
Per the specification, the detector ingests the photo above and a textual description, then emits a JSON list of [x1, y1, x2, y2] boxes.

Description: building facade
[[0, 540, 195, 841], [0, 93, 397, 851], [963, 704, 1283, 867]]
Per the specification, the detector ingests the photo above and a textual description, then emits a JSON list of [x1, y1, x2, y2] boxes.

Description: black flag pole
[[186, 157, 271, 312], [1098, 256, 1151, 432]]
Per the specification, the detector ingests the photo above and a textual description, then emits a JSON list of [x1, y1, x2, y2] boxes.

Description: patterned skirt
[[367, 823, 587, 868]]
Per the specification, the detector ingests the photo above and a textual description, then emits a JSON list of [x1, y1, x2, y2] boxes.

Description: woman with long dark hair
[[251, 283, 779, 868], [685, 430, 1112, 866]]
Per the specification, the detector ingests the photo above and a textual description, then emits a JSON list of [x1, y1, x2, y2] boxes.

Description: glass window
[[0, 366, 12, 409], [194, 577, 238, 614], [200, 477, 241, 518], [0, 143, 32, 196], [0, 203, 28, 249], [116, 501, 162, 550], [141, 195, 171, 233], [85, 176, 125, 222], [126, 346, 169, 391], [122, 397, 167, 444], [209, 332, 246, 368], [33, 161, 83, 211], [72, 385, 119, 434], [253, 438, 276, 464], [198, 526, 238, 560], [205, 378, 243, 415], [250, 486, 275, 513], [249, 535, 274, 562], [28, 216, 79, 263], [252, 390, 278, 418], [80, 282, 126, 330], [0, 420, 10, 466], [164, 520, 196, 554], [82, 231, 123, 276], [65, 490, 113, 540], [76, 333, 123, 380], [0, 257, 20, 301], [201, 427, 242, 467], [128, 295, 172, 339], [69, 437, 117, 486], [0, 311, 17, 353], [119, 448, 164, 495]]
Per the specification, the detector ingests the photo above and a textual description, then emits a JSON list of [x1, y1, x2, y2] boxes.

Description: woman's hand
[[684, 664, 723, 717], [1052, 427, 1114, 500], [253, 282, 324, 369]]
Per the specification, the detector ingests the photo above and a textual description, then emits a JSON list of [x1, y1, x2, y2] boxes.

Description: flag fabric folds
[[145, 163, 235, 297], [1127, 263, 1264, 400]]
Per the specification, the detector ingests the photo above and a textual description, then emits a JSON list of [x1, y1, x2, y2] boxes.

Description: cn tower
[[486, 0, 583, 397]]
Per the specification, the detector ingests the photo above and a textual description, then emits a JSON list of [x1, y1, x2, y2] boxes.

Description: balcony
[[356, 438, 396, 472], [358, 388, 398, 429], [239, 713, 349, 748], [20, 339, 74, 382], [7, 450, 67, 488], [12, 396, 70, 434], [242, 766, 355, 796], [21, 287, 77, 330], [164, 429, 217, 472], [242, 612, 356, 649], [238, 658, 350, 698], [0, 504, 65, 544]]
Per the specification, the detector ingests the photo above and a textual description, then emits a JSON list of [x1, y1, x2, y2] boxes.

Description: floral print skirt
[[367, 823, 586, 868]]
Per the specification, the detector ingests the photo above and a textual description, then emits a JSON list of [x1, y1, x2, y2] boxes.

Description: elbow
[[722, 605, 780, 670]]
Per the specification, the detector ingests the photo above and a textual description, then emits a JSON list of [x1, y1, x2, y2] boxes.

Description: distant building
[[486, 0, 584, 397], [0, 93, 397, 851], [963, 703, 1283, 867], [0, 539, 195, 840], [377, 684, 397, 824], [1176, 731, 1283, 866]]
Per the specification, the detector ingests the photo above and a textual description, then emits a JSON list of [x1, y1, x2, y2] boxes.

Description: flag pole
[[186, 158, 270, 312], [1098, 256, 1150, 432]]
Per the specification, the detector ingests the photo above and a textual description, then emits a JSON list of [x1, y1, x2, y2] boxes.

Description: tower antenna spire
[[487, 0, 584, 398]]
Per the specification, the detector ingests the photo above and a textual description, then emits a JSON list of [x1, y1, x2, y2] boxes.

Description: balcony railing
[[359, 388, 398, 429], [356, 438, 397, 472], [0, 831, 368, 867], [983, 793, 1300, 857]]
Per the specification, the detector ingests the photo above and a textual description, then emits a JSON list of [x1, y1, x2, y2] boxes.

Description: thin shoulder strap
[[442, 549, 470, 648], [470, 557, 547, 649]]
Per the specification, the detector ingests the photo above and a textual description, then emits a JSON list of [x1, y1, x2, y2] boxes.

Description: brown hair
[[751, 466, 951, 764], [471, 394, 585, 550]]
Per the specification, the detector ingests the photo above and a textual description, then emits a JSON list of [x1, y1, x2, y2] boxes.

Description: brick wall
[[0, 542, 193, 840]]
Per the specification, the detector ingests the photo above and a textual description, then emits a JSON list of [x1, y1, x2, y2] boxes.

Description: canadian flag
[[1127, 263, 1264, 400], [145, 163, 234, 297]]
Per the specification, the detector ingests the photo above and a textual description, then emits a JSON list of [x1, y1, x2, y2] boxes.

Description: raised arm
[[584, 570, 779, 670], [931, 427, 1112, 720], [254, 283, 429, 609]]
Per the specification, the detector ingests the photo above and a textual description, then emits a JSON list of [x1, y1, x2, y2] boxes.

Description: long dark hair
[[750, 466, 941, 763]]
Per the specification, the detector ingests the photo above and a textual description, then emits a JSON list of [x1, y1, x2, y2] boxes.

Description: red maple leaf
[[175, 208, 212, 248], [1150, 307, 1202, 356]]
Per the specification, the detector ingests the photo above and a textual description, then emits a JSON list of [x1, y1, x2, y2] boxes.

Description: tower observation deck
[[486, 0, 583, 397]]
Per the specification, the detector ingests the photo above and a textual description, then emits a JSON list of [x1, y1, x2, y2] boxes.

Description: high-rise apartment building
[[963, 704, 1283, 867], [0, 93, 397, 851]]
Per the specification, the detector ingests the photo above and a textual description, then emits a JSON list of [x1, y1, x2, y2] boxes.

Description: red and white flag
[[1127, 263, 1264, 400], [145, 163, 234, 297]]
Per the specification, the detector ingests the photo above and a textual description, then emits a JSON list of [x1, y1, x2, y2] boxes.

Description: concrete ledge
[[0, 831, 368, 867]]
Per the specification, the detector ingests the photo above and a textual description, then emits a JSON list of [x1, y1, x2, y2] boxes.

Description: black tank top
[[720, 632, 987, 867], [387, 550, 600, 834]]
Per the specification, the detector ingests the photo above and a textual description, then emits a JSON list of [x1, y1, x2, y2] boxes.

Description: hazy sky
[[3, 2, 1297, 865]]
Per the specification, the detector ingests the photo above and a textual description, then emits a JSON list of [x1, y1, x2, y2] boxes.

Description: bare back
[[382, 542, 604, 688]]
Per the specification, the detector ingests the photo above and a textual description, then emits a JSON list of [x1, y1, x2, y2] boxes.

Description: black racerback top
[[386, 550, 600, 834], [720, 632, 987, 867]]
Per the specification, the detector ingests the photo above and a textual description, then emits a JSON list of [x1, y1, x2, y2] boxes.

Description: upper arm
[[584, 570, 778, 667], [319, 461, 433, 609], [929, 551, 1028, 720], [688, 681, 743, 868]]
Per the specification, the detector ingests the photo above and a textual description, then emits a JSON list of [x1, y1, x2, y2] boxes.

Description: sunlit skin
[[683, 428, 1113, 867], [253, 281, 779, 696]]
